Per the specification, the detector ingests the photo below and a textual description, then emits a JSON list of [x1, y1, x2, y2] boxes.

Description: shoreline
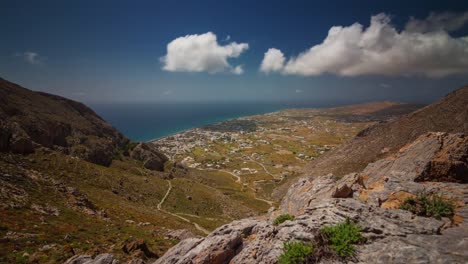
[[99, 100, 405, 143], [147, 108, 285, 143]]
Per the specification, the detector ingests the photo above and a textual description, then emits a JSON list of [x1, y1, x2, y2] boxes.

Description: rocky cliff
[[0, 78, 129, 166], [154, 132, 467, 263]]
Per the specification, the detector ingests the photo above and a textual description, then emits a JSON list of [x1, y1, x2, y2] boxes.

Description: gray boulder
[[65, 253, 119, 264]]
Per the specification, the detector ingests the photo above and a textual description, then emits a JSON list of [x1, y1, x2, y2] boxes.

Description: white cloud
[[260, 48, 285, 73], [295, 89, 303, 93], [232, 65, 244, 75], [15, 51, 43, 65], [161, 32, 249, 74], [406, 11, 468, 33], [261, 12, 468, 78]]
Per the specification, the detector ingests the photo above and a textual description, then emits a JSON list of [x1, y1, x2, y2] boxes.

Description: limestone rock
[[126, 258, 146, 264], [153, 238, 204, 264], [122, 239, 158, 259], [278, 173, 359, 217], [416, 133, 468, 183], [166, 229, 198, 240], [65, 253, 119, 264], [358, 132, 467, 208]]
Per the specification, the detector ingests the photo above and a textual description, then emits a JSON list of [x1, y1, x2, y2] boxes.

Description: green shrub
[[14, 253, 28, 264], [400, 192, 455, 220], [274, 214, 295, 225], [321, 218, 364, 257], [278, 241, 314, 264]]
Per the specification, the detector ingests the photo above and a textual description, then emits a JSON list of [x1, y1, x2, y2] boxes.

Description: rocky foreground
[[148, 132, 467, 264]]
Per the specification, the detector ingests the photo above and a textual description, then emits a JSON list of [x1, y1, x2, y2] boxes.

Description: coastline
[[147, 127, 196, 142], [147, 109, 284, 143], [92, 102, 293, 142]]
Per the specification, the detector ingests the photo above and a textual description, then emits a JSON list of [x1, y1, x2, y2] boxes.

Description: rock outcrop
[[65, 253, 147, 264], [121, 239, 158, 259], [65, 253, 119, 264], [155, 132, 468, 263], [0, 78, 128, 166], [130, 143, 168, 171]]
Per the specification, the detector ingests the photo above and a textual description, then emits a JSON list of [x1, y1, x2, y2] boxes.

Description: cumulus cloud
[[232, 65, 244, 75], [405, 11, 468, 33], [260, 48, 286, 73], [161, 32, 249, 74], [260, 12, 468, 77], [15, 51, 43, 65]]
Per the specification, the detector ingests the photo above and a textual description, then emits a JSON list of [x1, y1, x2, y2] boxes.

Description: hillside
[[304, 86, 468, 177], [0, 78, 128, 166]]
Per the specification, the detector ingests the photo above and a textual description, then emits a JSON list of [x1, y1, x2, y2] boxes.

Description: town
[[152, 108, 373, 202]]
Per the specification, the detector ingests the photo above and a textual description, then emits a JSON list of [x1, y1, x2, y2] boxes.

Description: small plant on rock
[[274, 214, 295, 225], [278, 241, 314, 264], [400, 192, 455, 220], [321, 218, 365, 257]]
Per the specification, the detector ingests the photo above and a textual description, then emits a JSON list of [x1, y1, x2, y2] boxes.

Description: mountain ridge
[[303, 85, 468, 177]]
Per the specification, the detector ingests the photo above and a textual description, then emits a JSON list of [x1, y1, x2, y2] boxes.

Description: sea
[[90, 101, 351, 142]]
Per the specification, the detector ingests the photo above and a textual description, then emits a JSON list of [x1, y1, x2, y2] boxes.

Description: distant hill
[[0, 78, 129, 166], [304, 86, 468, 176]]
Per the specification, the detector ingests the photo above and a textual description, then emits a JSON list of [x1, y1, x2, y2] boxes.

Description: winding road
[[248, 157, 283, 181], [157, 180, 211, 235], [157, 159, 277, 234], [197, 167, 275, 206]]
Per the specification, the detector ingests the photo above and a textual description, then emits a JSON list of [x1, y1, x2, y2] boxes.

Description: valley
[[0, 79, 420, 263]]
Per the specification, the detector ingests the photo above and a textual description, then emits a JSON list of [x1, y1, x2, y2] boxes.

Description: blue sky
[[1, 0, 468, 104]]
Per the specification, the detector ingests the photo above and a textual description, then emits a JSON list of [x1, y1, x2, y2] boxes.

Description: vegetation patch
[[321, 218, 365, 258], [276, 219, 365, 263], [400, 192, 455, 220], [278, 241, 314, 264], [202, 119, 257, 132], [273, 214, 295, 225]]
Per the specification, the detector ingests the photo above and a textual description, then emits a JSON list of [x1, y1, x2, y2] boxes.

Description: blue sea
[[90, 101, 348, 142]]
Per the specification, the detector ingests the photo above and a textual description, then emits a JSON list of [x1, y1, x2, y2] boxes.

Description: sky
[[1, 0, 468, 104]]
